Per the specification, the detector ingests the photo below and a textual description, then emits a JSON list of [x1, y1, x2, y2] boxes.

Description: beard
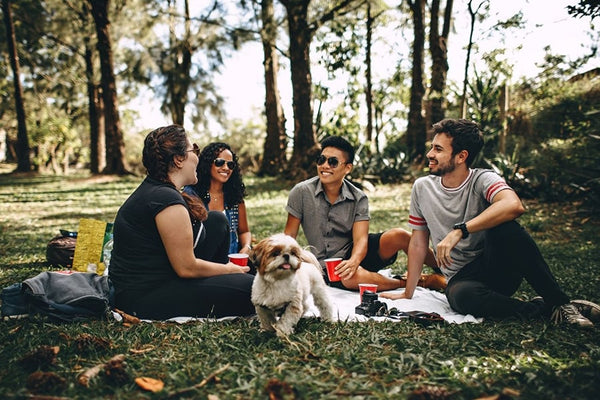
[[429, 157, 456, 176]]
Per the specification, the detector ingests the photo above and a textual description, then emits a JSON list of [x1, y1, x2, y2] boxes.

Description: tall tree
[[460, 0, 488, 118], [427, 0, 453, 130], [257, 0, 287, 176], [406, 0, 426, 162], [1, 0, 30, 172], [166, 0, 192, 126], [365, 0, 374, 151], [89, 0, 128, 175], [279, 0, 361, 177]]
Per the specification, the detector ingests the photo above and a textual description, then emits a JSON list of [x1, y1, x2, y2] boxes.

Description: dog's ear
[[299, 248, 320, 268], [248, 242, 264, 274]]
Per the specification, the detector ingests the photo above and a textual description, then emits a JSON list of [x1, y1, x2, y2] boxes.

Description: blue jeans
[[445, 221, 570, 319]]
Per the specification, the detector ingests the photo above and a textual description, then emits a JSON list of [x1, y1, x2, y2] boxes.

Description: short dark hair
[[431, 119, 484, 167], [320, 136, 355, 164]]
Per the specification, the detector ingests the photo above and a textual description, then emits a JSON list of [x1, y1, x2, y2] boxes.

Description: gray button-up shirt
[[286, 176, 370, 265]]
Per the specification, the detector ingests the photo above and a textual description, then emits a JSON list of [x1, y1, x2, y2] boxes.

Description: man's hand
[[436, 229, 462, 269], [336, 259, 359, 279]]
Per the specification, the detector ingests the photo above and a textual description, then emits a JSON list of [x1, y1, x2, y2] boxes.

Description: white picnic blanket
[[305, 285, 481, 324], [117, 269, 481, 324]]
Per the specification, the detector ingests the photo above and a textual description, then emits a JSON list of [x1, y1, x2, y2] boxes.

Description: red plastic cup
[[324, 257, 342, 282], [359, 283, 378, 302], [228, 253, 249, 266]]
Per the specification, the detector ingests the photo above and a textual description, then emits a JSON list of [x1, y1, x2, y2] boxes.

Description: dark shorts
[[324, 232, 398, 288]]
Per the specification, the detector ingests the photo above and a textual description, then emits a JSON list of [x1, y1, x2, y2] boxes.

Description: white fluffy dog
[[250, 234, 334, 336]]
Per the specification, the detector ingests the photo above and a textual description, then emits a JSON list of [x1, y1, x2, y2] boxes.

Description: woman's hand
[[227, 262, 250, 273]]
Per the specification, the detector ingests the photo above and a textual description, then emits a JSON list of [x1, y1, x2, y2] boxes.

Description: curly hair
[[142, 125, 207, 221], [188, 142, 246, 207]]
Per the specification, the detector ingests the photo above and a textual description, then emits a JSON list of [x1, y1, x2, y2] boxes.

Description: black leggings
[[445, 220, 570, 319], [116, 211, 255, 319], [125, 273, 255, 320]]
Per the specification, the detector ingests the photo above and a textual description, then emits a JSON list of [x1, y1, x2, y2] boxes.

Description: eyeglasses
[[187, 143, 200, 156], [316, 155, 348, 168], [214, 158, 236, 169]]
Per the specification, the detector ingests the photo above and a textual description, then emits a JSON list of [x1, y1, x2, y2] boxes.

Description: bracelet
[[244, 244, 252, 250]]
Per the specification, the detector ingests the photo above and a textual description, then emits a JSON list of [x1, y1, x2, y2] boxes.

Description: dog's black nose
[[283, 254, 290, 262]]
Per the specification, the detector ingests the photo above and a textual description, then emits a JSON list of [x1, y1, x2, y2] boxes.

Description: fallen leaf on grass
[[26, 371, 66, 394], [104, 354, 129, 385], [265, 378, 296, 400], [130, 345, 155, 355], [409, 385, 454, 399], [113, 308, 141, 325], [19, 345, 60, 371], [74, 333, 112, 352], [135, 377, 165, 392], [78, 354, 126, 387]]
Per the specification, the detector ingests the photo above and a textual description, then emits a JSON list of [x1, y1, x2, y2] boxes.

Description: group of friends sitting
[[107, 120, 599, 328]]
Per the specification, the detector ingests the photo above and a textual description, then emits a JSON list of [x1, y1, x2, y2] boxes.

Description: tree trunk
[[282, 0, 319, 178], [461, 0, 486, 119], [84, 37, 105, 174], [365, 1, 375, 153], [498, 81, 509, 154], [2, 0, 31, 172], [167, 0, 192, 126], [89, 0, 128, 175], [260, 0, 287, 176], [428, 0, 453, 134], [406, 0, 426, 162]]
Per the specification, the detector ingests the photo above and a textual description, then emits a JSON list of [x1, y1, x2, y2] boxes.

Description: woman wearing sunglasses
[[109, 126, 255, 320], [185, 142, 252, 255]]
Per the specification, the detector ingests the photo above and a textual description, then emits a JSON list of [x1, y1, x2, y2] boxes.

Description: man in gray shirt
[[381, 118, 599, 327], [284, 135, 440, 291]]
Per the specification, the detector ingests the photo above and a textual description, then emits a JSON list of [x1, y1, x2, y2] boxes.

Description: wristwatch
[[453, 222, 469, 239]]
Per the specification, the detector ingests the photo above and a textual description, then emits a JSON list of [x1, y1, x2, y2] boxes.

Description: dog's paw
[[259, 323, 276, 332], [273, 322, 294, 337]]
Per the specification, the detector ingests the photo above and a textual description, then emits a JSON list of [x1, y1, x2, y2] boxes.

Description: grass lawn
[[1, 165, 599, 399]]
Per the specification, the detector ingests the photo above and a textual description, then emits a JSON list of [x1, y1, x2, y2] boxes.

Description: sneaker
[[550, 303, 593, 328], [570, 299, 600, 323]]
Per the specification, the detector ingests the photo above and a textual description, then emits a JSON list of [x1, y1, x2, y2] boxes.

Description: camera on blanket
[[355, 291, 388, 317]]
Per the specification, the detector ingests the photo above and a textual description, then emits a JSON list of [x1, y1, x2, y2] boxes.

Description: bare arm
[[156, 205, 249, 278], [436, 189, 525, 268], [236, 202, 252, 254], [338, 220, 369, 280], [284, 214, 301, 238], [381, 229, 429, 300]]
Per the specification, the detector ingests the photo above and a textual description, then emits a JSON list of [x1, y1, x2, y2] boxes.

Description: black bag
[[46, 233, 77, 267]]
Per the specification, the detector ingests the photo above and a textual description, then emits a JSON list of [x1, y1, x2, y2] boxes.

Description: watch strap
[[453, 222, 469, 239]]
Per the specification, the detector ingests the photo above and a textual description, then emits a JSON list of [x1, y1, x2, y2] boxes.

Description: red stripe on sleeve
[[485, 181, 510, 202], [408, 215, 427, 226]]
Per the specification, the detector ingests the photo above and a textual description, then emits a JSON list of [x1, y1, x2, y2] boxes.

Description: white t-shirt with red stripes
[[408, 168, 513, 280]]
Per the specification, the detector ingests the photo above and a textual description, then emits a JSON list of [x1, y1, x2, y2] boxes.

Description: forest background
[[0, 0, 599, 213]]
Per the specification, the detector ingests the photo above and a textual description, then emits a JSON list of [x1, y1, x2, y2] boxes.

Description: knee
[[206, 211, 229, 235], [383, 228, 411, 250], [446, 281, 483, 315]]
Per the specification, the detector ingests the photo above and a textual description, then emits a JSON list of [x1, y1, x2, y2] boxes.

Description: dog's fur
[[250, 234, 334, 336]]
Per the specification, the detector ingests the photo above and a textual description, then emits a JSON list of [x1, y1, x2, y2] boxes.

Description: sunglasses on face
[[316, 154, 347, 168], [214, 158, 236, 169], [187, 143, 200, 156]]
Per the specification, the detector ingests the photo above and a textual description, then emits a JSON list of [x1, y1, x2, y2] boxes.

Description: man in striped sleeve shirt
[[381, 118, 599, 327]]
